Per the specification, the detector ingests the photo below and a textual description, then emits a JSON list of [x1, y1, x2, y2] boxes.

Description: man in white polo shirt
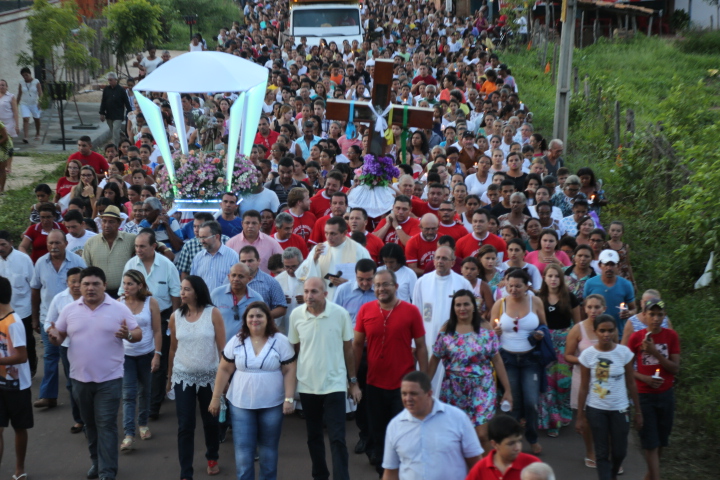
[[288, 277, 360, 480]]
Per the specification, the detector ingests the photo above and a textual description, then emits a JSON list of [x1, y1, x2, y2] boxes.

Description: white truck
[[281, 0, 364, 48]]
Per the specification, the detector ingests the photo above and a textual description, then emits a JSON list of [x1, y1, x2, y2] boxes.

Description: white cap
[[598, 249, 620, 264], [366, 59, 375, 67]]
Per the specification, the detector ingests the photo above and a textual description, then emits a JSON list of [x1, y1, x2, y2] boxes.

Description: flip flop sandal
[[207, 460, 220, 476], [12, 474, 28, 480], [120, 437, 134, 451], [584, 457, 597, 468]]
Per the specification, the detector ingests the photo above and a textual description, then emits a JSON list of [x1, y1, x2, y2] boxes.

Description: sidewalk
[[14, 101, 111, 155]]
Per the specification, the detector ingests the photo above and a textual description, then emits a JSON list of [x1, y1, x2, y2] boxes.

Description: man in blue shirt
[[334, 258, 377, 457], [138, 197, 184, 252], [584, 249, 636, 339], [210, 263, 263, 341], [239, 245, 287, 321], [217, 192, 243, 238]]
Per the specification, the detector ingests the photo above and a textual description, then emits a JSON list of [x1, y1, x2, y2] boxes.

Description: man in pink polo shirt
[[48, 266, 142, 480], [226, 210, 284, 274]]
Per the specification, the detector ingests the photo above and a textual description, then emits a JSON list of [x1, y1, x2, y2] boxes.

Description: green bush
[[677, 29, 720, 54], [155, 0, 241, 50]]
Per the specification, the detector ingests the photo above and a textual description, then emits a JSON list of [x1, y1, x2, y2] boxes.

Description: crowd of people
[[0, 1, 682, 480]]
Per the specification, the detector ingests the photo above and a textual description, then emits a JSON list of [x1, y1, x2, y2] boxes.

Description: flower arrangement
[[353, 154, 400, 188], [157, 151, 261, 202]]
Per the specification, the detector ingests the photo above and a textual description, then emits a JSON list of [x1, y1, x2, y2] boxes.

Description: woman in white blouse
[[210, 301, 296, 480]]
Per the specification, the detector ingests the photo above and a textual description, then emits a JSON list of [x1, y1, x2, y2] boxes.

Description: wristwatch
[[395, 226, 403, 231], [349, 377, 358, 384], [127, 331, 133, 341], [284, 397, 295, 403]]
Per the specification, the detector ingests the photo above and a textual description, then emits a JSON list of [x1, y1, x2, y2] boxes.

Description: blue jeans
[[174, 383, 219, 480], [300, 391, 349, 480], [59, 346, 83, 425], [39, 329, 60, 399], [501, 349, 542, 445], [230, 403, 284, 480], [72, 378, 123, 480], [122, 352, 153, 437], [586, 406, 630, 480]]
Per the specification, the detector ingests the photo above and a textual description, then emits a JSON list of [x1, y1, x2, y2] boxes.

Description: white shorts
[[20, 104, 41, 119]]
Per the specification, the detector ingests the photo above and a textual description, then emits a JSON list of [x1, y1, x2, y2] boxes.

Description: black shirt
[[99, 84, 132, 121], [543, 292, 580, 330]]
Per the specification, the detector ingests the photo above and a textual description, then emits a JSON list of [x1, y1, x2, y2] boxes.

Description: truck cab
[[283, 0, 364, 48]]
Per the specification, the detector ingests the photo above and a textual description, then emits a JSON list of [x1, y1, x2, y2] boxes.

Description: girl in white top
[[576, 314, 642, 480], [464, 155, 494, 196], [490, 268, 547, 454], [168, 276, 226, 478], [210, 301, 296, 480], [119, 270, 161, 450]]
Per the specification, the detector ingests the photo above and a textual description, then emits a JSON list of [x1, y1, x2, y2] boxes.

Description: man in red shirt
[[309, 171, 343, 219], [273, 212, 309, 258], [308, 192, 347, 246], [252, 116, 279, 158], [465, 415, 540, 480], [396, 175, 426, 217], [347, 207, 383, 264], [411, 64, 438, 86], [68, 136, 109, 176], [286, 187, 316, 241], [437, 200, 469, 241], [456, 209, 507, 261], [353, 269, 427, 475], [372, 196, 420, 249], [412, 183, 445, 218], [405, 214, 439, 276]]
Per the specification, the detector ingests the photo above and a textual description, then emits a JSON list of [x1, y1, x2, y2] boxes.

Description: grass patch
[[501, 35, 720, 479], [0, 155, 67, 243], [677, 29, 720, 54]]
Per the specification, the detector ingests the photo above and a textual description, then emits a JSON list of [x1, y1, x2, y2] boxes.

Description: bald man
[[288, 277, 359, 480], [405, 214, 440, 276], [210, 262, 264, 341], [395, 174, 426, 217], [412, 245, 472, 391], [521, 462, 556, 480]]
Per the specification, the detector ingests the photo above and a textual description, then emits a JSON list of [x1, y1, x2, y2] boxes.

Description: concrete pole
[[552, 0, 577, 144]]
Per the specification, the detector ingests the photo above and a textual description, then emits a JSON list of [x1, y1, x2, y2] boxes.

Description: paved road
[[5, 340, 646, 479]]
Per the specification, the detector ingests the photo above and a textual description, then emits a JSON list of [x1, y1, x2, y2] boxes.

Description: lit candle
[[474, 162, 478, 168], [494, 318, 499, 327], [653, 368, 661, 379], [619, 302, 627, 311]]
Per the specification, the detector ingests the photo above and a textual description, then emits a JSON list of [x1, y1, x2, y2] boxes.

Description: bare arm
[[564, 324, 582, 364], [408, 263, 425, 277], [625, 361, 643, 430], [166, 314, 178, 392], [209, 357, 236, 416], [0, 345, 27, 366], [414, 336, 428, 374], [533, 296, 547, 325], [491, 351, 512, 403], [620, 320, 634, 346], [480, 282, 494, 320], [212, 307, 227, 355], [150, 298, 162, 372], [575, 365, 590, 433], [352, 331, 366, 377], [465, 455, 481, 471], [18, 237, 32, 256], [270, 306, 287, 319], [171, 296, 181, 312], [343, 340, 361, 403], [382, 469, 399, 480], [281, 360, 298, 414], [427, 353, 440, 381]]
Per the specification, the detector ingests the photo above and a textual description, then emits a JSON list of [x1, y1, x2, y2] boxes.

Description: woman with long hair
[[460, 257, 495, 319], [71, 166, 101, 202], [574, 215, 595, 245], [524, 229, 572, 275], [167, 276, 226, 478], [476, 245, 504, 295], [56, 159, 82, 202], [564, 244, 597, 308], [576, 313, 641, 479], [503, 238, 543, 290], [536, 264, 581, 437], [209, 301, 296, 480], [428, 289, 512, 452], [120, 269, 162, 451], [490, 269, 548, 455]]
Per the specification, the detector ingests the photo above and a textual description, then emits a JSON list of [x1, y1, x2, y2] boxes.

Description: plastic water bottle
[[219, 395, 227, 423], [501, 400, 512, 412]]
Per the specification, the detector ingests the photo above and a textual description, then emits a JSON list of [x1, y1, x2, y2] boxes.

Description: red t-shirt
[[309, 191, 332, 219], [627, 328, 680, 394], [438, 221, 470, 242], [288, 210, 316, 241], [253, 130, 280, 158], [23, 222, 69, 263], [465, 450, 540, 480], [68, 151, 109, 175], [354, 300, 425, 390], [56, 177, 79, 198], [456, 232, 508, 261], [308, 214, 331, 245], [412, 200, 440, 219], [372, 217, 421, 248], [411, 74, 438, 86], [274, 233, 309, 259], [361, 231, 384, 264], [405, 233, 438, 269]]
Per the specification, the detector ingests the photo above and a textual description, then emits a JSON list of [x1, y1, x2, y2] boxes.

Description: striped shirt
[[82, 232, 137, 290], [189, 245, 239, 292], [173, 235, 230, 275], [247, 270, 288, 311]]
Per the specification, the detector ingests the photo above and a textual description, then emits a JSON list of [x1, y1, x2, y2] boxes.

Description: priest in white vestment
[[412, 245, 473, 393], [274, 246, 305, 335], [296, 217, 371, 302]]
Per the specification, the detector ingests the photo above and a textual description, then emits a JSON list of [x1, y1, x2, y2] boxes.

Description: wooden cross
[[325, 59, 433, 156]]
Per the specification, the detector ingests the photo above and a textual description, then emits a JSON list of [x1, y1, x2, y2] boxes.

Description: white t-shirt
[[0, 313, 32, 390], [223, 333, 295, 409], [239, 189, 280, 216], [579, 344, 634, 411], [140, 56, 163, 75], [67, 231, 97, 257], [465, 172, 494, 197]]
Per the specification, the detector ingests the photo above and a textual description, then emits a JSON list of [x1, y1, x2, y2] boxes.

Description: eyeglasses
[[283, 264, 298, 270], [373, 282, 395, 289]]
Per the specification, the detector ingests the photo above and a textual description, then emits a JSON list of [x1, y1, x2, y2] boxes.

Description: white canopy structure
[[133, 52, 268, 199]]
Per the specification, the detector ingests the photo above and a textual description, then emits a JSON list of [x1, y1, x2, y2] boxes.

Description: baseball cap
[[644, 298, 666, 310], [98, 205, 122, 220], [598, 249, 620, 264], [462, 131, 475, 138]]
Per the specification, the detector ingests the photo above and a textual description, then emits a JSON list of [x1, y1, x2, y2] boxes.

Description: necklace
[[378, 299, 400, 356]]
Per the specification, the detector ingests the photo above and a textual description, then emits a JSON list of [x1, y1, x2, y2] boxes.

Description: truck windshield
[[292, 9, 361, 35]]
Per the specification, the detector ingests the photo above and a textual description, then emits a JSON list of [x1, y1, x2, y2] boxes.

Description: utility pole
[[552, 0, 577, 144]]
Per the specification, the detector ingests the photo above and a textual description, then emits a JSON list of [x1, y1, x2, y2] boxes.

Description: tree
[[16, 0, 100, 82], [103, 0, 164, 74]]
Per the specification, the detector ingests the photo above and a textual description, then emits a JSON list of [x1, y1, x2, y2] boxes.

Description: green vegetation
[[0, 156, 66, 243], [503, 34, 720, 479], [155, 0, 242, 50], [677, 29, 720, 54], [103, 0, 164, 72]]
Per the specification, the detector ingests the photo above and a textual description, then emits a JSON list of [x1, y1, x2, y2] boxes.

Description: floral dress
[[564, 267, 596, 304], [433, 329, 500, 426]]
